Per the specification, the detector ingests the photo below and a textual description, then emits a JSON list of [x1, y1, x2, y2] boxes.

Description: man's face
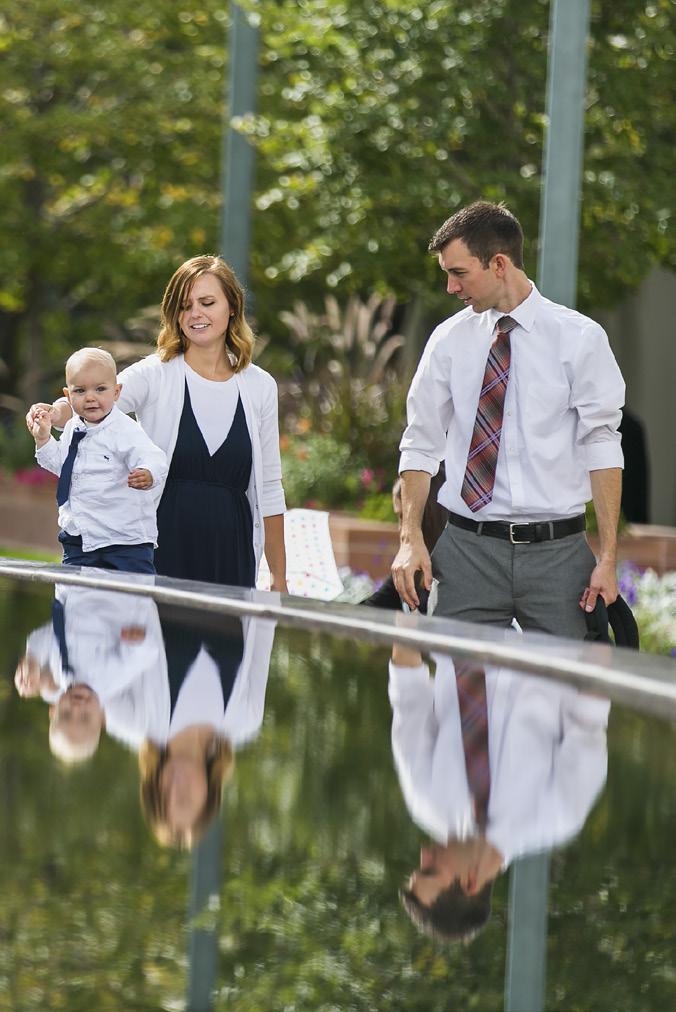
[[408, 841, 478, 907], [438, 238, 500, 314], [407, 837, 504, 908]]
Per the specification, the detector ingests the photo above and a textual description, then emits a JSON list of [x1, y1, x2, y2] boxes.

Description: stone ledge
[[329, 513, 676, 581]]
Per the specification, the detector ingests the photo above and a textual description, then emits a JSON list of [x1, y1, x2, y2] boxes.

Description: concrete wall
[[596, 267, 676, 526]]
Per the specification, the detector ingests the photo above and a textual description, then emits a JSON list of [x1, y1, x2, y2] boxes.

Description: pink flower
[[14, 467, 57, 487], [361, 468, 374, 487]]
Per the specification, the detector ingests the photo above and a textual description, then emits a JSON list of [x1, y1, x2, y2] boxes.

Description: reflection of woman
[[28, 256, 286, 589], [122, 609, 276, 849]]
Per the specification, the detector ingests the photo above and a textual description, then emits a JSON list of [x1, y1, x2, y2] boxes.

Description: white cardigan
[[116, 353, 286, 571]]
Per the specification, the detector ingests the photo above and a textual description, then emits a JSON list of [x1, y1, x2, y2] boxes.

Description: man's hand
[[391, 534, 432, 611], [580, 558, 618, 612], [128, 468, 153, 490]]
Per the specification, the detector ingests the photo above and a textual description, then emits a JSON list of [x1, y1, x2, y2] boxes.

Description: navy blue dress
[[155, 382, 255, 586], [159, 613, 245, 719]]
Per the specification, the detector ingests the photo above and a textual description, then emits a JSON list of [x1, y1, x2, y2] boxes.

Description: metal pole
[[504, 853, 550, 1012], [186, 817, 224, 1011], [536, 0, 592, 307], [185, 15, 261, 1002], [505, 2, 592, 1010], [220, 1, 260, 292]]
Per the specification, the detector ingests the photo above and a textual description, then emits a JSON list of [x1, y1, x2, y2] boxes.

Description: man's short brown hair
[[428, 201, 524, 269]]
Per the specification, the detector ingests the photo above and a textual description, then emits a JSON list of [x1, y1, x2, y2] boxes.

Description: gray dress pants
[[431, 523, 596, 639]]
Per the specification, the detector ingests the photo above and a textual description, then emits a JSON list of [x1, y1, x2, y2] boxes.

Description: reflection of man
[[389, 644, 610, 942], [392, 201, 625, 634]]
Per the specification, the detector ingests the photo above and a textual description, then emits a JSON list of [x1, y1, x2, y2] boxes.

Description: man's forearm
[[399, 470, 432, 543], [590, 467, 622, 561]]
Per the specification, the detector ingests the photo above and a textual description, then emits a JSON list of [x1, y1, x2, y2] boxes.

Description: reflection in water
[[15, 583, 275, 849], [389, 644, 610, 943]]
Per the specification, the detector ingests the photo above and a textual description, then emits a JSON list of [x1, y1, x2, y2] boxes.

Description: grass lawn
[[0, 546, 60, 563]]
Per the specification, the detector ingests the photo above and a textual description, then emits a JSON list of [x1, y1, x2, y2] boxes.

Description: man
[[392, 201, 625, 637], [389, 644, 609, 941]]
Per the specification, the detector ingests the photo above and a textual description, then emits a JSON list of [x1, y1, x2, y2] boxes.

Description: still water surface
[[1, 576, 675, 1011]]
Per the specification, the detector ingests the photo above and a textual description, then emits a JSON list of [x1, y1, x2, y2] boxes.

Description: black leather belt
[[448, 512, 585, 544]]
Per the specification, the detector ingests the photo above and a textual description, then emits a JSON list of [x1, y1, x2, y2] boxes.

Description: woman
[[135, 609, 276, 849], [27, 256, 286, 589]]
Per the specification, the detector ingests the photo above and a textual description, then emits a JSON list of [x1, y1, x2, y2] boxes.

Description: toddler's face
[[64, 362, 120, 424], [50, 684, 104, 751]]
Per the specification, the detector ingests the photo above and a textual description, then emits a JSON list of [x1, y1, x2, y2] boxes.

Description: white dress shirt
[[399, 285, 625, 521], [36, 406, 169, 550], [25, 585, 163, 701], [389, 656, 610, 866]]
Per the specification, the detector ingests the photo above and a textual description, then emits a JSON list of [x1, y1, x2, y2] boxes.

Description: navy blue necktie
[[51, 599, 72, 674], [56, 429, 87, 506]]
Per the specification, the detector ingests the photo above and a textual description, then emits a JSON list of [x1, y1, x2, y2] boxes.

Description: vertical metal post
[[505, 2, 592, 1010], [536, 0, 592, 307], [186, 16, 260, 1005], [504, 853, 550, 1012], [186, 817, 224, 1011], [220, 1, 260, 292]]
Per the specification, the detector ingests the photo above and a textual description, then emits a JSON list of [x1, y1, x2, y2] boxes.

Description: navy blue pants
[[59, 533, 155, 574]]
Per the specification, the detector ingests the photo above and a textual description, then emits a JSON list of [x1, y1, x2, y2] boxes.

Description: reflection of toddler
[[19, 584, 163, 764], [14, 653, 61, 704], [30, 347, 168, 573], [48, 684, 106, 764]]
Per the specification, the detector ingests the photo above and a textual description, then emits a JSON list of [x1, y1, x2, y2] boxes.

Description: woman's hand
[[26, 400, 73, 432]]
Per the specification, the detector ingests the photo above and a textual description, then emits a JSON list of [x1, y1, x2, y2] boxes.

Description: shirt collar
[[483, 281, 541, 334]]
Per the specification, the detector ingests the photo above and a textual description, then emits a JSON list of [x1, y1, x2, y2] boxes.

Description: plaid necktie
[[56, 428, 87, 507], [456, 661, 491, 829], [461, 315, 516, 513]]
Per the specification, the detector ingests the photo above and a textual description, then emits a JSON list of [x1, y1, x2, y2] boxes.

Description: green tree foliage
[[0, 1, 227, 403], [249, 0, 674, 319], [0, 0, 673, 405]]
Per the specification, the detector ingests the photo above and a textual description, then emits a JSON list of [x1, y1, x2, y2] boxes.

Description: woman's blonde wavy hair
[[138, 735, 234, 849], [156, 255, 255, 371]]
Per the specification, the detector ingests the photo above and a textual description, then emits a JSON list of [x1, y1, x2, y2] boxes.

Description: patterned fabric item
[[461, 316, 517, 512], [456, 660, 491, 828], [56, 429, 87, 507]]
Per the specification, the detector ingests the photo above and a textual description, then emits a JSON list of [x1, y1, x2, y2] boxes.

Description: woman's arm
[[26, 398, 72, 432], [263, 513, 287, 592]]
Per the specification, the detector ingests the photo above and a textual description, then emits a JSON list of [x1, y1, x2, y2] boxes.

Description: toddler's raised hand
[[30, 409, 52, 447]]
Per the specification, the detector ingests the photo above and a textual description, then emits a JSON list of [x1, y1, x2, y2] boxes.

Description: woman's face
[[179, 274, 232, 349], [161, 756, 208, 833]]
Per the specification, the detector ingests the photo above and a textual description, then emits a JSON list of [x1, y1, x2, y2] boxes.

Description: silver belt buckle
[[509, 523, 531, 544]]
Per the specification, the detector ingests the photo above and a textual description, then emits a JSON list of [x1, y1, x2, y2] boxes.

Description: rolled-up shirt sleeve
[[399, 330, 454, 476], [572, 322, 625, 472]]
